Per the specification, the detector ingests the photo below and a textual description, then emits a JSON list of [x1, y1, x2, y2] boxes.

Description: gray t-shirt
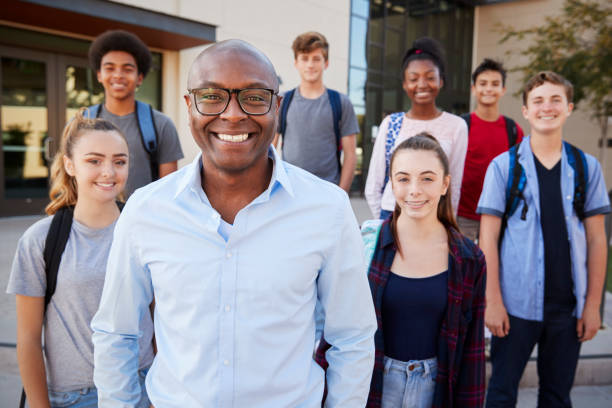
[[279, 88, 359, 184], [7, 216, 154, 392], [99, 105, 184, 197]]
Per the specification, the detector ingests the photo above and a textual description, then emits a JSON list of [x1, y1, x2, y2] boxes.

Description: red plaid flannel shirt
[[315, 220, 486, 407]]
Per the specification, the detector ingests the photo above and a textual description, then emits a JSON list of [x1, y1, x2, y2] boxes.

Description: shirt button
[[223, 359, 229, 366], [566, 195, 572, 200], [225, 305, 231, 312], [226, 251, 232, 259]]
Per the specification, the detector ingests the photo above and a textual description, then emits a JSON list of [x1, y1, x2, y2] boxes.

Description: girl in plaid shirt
[[317, 133, 486, 407]]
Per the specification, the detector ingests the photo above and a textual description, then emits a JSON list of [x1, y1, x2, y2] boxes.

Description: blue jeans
[[381, 356, 437, 408], [48, 367, 150, 408]]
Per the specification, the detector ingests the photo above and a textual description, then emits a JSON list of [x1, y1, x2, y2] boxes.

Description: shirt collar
[[173, 145, 294, 200]]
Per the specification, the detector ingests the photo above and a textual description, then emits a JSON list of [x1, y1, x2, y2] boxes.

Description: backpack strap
[[460, 112, 471, 135], [134, 101, 159, 181], [382, 112, 405, 193], [43, 206, 74, 311], [84, 104, 101, 119], [326, 89, 342, 144], [86, 102, 159, 180], [564, 141, 588, 220], [503, 115, 519, 147], [26, 203, 123, 408], [500, 142, 528, 245], [43, 202, 124, 311], [327, 89, 343, 171], [279, 88, 296, 137]]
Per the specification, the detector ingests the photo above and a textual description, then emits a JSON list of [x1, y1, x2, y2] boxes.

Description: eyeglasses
[[187, 88, 278, 116]]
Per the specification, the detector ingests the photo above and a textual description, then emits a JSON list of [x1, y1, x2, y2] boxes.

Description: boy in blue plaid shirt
[[478, 71, 609, 407]]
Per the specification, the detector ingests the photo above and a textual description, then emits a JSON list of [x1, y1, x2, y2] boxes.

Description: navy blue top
[[534, 156, 575, 309], [382, 270, 448, 361]]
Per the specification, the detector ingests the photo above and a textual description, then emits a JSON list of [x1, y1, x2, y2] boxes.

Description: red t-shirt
[[458, 113, 524, 220]]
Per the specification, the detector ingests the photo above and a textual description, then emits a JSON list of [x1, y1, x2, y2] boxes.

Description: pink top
[[365, 112, 468, 218]]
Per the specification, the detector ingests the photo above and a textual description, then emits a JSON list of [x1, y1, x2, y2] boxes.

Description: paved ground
[[1, 199, 611, 407]]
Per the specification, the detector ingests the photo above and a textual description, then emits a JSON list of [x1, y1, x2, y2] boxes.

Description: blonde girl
[[7, 110, 154, 408]]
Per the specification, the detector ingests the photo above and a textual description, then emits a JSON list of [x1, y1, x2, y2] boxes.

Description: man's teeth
[[540, 116, 555, 120], [217, 133, 249, 142]]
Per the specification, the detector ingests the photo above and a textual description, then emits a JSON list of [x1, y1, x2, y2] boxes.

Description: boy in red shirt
[[457, 59, 524, 242]]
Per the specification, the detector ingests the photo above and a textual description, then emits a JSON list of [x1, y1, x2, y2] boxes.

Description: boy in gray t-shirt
[[274, 31, 359, 192], [89, 30, 184, 197]]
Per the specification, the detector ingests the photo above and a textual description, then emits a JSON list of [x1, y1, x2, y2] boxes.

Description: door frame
[[0, 45, 60, 216]]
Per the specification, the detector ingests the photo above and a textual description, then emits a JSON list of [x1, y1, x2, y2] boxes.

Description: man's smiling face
[[184, 44, 280, 175]]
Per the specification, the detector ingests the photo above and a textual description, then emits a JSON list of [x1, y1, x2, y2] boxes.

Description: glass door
[[59, 55, 104, 127], [0, 46, 59, 216]]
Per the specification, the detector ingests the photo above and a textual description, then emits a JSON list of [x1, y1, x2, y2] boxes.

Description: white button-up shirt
[[92, 147, 376, 407]]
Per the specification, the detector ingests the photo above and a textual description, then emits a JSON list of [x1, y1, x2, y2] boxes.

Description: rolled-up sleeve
[[92, 204, 154, 408], [583, 156, 611, 218], [477, 155, 507, 218], [318, 197, 376, 407]]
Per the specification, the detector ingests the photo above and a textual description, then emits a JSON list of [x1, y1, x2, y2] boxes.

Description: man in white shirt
[[92, 39, 376, 408]]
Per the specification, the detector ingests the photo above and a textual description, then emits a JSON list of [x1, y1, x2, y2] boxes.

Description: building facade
[[0, 0, 606, 216]]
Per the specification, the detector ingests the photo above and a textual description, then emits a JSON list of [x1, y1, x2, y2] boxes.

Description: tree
[[499, 0, 612, 171]]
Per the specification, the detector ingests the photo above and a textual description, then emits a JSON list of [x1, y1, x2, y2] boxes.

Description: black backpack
[[279, 88, 343, 170], [19, 202, 124, 408], [498, 140, 588, 245], [85, 101, 159, 180], [460, 112, 519, 148]]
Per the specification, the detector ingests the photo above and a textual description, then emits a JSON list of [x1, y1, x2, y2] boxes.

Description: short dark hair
[[89, 30, 152, 76], [292, 31, 329, 61], [472, 58, 507, 86], [401, 37, 446, 83], [522, 71, 574, 106]]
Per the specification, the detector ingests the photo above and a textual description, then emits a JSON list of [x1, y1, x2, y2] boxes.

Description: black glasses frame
[[187, 87, 278, 116]]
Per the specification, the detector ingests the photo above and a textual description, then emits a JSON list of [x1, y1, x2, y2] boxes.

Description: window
[[348, 0, 474, 191]]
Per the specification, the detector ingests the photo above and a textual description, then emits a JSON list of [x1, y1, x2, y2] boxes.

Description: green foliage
[[499, 0, 612, 120]]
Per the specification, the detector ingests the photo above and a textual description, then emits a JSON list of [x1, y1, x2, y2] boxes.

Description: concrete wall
[[474, 0, 610, 186], [114, 0, 353, 165]]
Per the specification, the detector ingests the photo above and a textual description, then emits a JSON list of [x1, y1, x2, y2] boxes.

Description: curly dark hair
[[472, 58, 507, 86], [89, 30, 152, 76], [401, 37, 446, 83]]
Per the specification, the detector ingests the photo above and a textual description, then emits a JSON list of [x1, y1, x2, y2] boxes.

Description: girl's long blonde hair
[[45, 108, 125, 215]]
